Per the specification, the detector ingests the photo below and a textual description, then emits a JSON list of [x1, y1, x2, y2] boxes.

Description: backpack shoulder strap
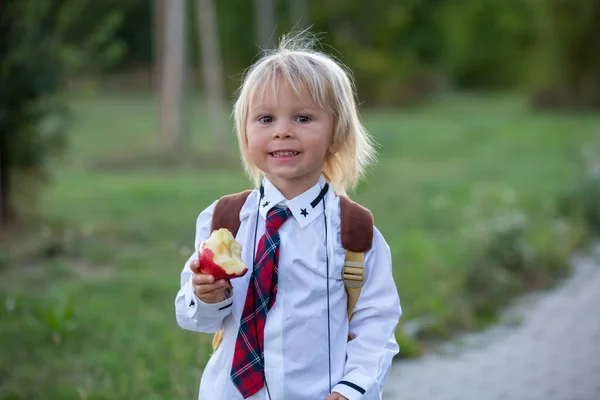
[[210, 189, 252, 352], [210, 190, 253, 236], [338, 195, 374, 322]]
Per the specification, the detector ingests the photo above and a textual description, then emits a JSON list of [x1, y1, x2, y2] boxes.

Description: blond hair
[[233, 32, 377, 196]]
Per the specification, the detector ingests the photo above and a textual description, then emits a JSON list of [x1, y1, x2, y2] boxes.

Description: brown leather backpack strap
[[210, 189, 253, 353], [339, 195, 374, 253], [210, 190, 253, 236], [338, 195, 374, 327]]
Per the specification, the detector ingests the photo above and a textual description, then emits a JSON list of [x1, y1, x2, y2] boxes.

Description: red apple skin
[[198, 247, 248, 280]]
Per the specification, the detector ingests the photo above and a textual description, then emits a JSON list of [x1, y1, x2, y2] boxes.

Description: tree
[[0, 0, 124, 228], [153, 0, 165, 91], [196, 0, 228, 154], [533, 0, 600, 109], [159, 0, 188, 155]]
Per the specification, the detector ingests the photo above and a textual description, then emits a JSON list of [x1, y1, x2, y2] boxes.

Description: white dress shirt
[[175, 175, 402, 400]]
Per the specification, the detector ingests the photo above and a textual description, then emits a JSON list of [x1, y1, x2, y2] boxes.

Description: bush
[[0, 0, 125, 226], [460, 181, 577, 324], [558, 138, 600, 236], [440, 0, 538, 89]]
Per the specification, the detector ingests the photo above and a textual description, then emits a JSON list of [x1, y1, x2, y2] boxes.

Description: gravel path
[[384, 248, 600, 400]]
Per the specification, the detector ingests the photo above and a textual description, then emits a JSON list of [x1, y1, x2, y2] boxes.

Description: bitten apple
[[198, 228, 248, 280]]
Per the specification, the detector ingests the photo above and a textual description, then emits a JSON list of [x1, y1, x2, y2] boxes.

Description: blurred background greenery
[[1, 0, 600, 398]]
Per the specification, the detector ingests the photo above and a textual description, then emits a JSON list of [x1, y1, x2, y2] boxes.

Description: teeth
[[272, 151, 298, 157]]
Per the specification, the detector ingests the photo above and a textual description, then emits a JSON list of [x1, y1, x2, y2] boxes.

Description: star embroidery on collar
[[300, 208, 309, 217], [262, 201, 270, 208]]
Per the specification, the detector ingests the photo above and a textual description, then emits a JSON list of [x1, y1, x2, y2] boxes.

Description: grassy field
[[1, 92, 599, 399]]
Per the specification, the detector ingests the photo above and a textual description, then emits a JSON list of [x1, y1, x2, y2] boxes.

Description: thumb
[[190, 258, 201, 274]]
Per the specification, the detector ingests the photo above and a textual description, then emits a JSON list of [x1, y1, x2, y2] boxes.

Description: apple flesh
[[198, 228, 248, 280]]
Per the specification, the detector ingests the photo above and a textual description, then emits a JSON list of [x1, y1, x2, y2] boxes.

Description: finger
[[192, 274, 215, 285], [193, 280, 226, 294], [190, 259, 201, 274], [193, 279, 228, 294], [197, 285, 228, 298], [195, 285, 228, 303]]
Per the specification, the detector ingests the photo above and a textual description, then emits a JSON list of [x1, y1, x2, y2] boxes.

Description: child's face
[[246, 79, 336, 198]]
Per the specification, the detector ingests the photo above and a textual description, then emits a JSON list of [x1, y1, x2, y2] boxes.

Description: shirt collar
[[258, 175, 329, 228]]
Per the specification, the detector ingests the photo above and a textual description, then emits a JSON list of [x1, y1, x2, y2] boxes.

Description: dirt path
[[384, 248, 600, 400]]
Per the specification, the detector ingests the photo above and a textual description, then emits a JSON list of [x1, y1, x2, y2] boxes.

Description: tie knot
[[266, 206, 291, 231]]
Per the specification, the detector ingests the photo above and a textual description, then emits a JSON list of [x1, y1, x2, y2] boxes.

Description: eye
[[258, 115, 273, 124], [295, 115, 312, 123]]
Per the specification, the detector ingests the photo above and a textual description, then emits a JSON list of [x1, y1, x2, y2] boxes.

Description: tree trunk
[[578, 0, 600, 108], [196, 0, 228, 155], [289, 0, 308, 29], [152, 0, 165, 91], [159, 0, 187, 156], [0, 143, 13, 227], [255, 0, 276, 49], [532, 0, 600, 110]]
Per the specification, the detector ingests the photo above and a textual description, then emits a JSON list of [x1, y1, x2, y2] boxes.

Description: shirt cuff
[[184, 280, 233, 319], [332, 371, 374, 400]]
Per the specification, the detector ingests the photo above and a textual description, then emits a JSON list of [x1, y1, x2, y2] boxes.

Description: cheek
[[308, 127, 334, 153], [245, 126, 257, 145], [246, 131, 265, 157], [246, 134, 259, 148]]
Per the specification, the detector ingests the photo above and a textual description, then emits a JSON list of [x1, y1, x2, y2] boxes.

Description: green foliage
[[548, 0, 600, 105], [307, 0, 446, 105], [0, 0, 126, 222], [40, 0, 599, 107], [1, 1, 69, 172], [461, 182, 575, 323], [531, 0, 600, 109], [558, 138, 600, 236], [55, 0, 140, 72], [462, 183, 530, 320], [394, 328, 421, 358], [33, 294, 79, 346], [440, 0, 539, 89]]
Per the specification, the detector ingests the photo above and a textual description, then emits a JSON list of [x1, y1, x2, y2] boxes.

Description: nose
[[272, 120, 294, 139]]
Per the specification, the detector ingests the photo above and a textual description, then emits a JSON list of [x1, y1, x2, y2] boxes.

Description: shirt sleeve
[[332, 227, 402, 400], [174, 200, 234, 333]]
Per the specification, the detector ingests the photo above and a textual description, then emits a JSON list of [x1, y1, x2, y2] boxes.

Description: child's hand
[[190, 259, 231, 303], [324, 393, 348, 400]]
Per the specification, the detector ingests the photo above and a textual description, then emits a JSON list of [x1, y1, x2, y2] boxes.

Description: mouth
[[269, 150, 301, 158]]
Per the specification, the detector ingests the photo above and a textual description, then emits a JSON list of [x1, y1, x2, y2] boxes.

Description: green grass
[[1, 92, 599, 399]]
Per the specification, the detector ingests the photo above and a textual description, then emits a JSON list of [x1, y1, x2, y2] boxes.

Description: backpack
[[209, 189, 374, 351]]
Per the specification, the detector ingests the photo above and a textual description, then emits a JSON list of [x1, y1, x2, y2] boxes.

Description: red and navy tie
[[231, 206, 292, 398]]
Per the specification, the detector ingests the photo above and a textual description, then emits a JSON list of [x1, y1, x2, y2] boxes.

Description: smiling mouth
[[270, 151, 300, 157]]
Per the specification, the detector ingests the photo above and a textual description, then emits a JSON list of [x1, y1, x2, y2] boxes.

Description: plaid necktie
[[231, 206, 292, 398]]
